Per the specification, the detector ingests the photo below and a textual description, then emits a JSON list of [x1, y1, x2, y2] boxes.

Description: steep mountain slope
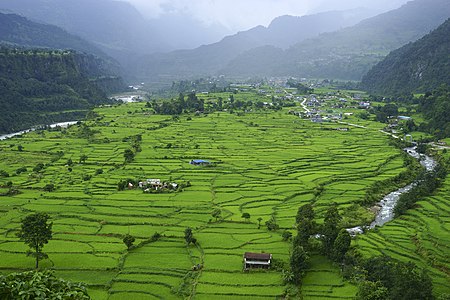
[[0, 48, 123, 134], [135, 9, 376, 81], [222, 0, 450, 80], [0, 12, 104, 58], [0, 0, 231, 69], [361, 18, 450, 95], [0, 0, 153, 55]]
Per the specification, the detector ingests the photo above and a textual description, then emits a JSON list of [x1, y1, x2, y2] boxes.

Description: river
[[347, 147, 437, 234], [0, 121, 78, 141]]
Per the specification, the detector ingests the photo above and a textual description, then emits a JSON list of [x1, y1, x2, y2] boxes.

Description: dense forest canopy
[[0, 48, 123, 133]]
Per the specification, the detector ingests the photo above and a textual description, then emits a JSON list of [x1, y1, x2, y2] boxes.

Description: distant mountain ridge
[[222, 0, 450, 80], [135, 8, 376, 81], [361, 18, 450, 95]]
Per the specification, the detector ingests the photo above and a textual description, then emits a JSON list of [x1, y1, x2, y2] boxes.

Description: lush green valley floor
[[0, 101, 447, 299]]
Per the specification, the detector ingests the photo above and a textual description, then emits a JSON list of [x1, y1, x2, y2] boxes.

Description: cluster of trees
[[356, 256, 433, 300], [287, 204, 434, 299], [287, 203, 351, 284], [394, 160, 447, 216], [0, 270, 89, 299], [151, 93, 205, 115], [418, 85, 450, 138], [286, 78, 314, 94]]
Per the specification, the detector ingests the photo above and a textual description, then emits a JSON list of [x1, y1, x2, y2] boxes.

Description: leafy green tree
[[296, 203, 315, 224], [79, 154, 88, 164], [211, 208, 222, 221], [333, 229, 351, 262], [17, 145, 24, 152], [43, 183, 55, 192], [123, 149, 135, 163], [17, 213, 53, 269], [241, 212, 250, 222], [184, 227, 195, 245], [282, 230, 292, 241], [0, 270, 89, 299], [257, 217, 263, 229], [294, 218, 315, 248], [290, 245, 309, 284], [123, 234, 135, 250], [265, 217, 279, 231], [321, 203, 342, 256], [357, 281, 389, 300]]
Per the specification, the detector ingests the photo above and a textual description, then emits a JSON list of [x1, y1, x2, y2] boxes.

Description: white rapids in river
[[347, 147, 437, 235]]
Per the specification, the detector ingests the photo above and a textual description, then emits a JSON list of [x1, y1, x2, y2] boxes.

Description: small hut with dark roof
[[243, 252, 272, 270]]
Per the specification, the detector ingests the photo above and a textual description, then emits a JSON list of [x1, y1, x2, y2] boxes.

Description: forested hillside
[[0, 49, 123, 134], [361, 18, 450, 95], [0, 12, 105, 59]]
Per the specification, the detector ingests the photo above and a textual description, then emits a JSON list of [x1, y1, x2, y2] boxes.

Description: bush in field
[[211, 208, 222, 221], [241, 212, 251, 222], [184, 227, 196, 245], [43, 184, 55, 192], [15, 167, 27, 175], [17, 213, 52, 269], [33, 163, 45, 173], [0, 170, 9, 177], [79, 154, 88, 164], [282, 230, 292, 241], [123, 234, 135, 250], [265, 217, 279, 231], [124, 149, 135, 163], [0, 270, 89, 299]]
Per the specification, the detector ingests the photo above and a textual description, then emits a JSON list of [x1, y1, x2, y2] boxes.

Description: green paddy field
[[0, 99, 448, 299]]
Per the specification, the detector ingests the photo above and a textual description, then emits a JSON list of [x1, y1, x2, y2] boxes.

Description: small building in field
[[243, 252, 272, 270], [190, 159, 210, 166]]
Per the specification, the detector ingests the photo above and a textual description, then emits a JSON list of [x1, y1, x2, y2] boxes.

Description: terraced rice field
[[0, 102, 425, 299], [354, 169, 450, 296]]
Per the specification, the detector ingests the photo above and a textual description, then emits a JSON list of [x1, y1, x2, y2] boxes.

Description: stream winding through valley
[[348, 147, 438, 235]]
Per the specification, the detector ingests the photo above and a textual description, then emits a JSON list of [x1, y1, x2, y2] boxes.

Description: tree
[[0, 270, 89, 299], [123, 234, 135, 250], [282, 230, 292, 241], [265, 217, 279, 231], [211, 208, 222, 221], [290, 245, 309, 284], [294, 218, 315, 248], [17, 145, 24, 152], [257, 217, 263, 229], [321, 203, 342, 256], [333, 229, 351, 262], [79, 154, 88, 164], [296, 203, 315, 224], [357, 281, 389, 300], [123, 149, 135, 163], [184, 227, 195, 245], [43, 183, 55, 192], [17, 213, 53, 269], [241, 212, 250, 222]]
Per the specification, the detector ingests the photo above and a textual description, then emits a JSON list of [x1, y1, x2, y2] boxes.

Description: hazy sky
[[126, 0, 411, 31]]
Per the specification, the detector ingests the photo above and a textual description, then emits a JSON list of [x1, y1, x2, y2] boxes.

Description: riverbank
[[0, 121, 78, 141]]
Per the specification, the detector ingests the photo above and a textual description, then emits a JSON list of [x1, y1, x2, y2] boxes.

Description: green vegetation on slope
[[361, 18, 450, 95], [0, 48, 124, 134]]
